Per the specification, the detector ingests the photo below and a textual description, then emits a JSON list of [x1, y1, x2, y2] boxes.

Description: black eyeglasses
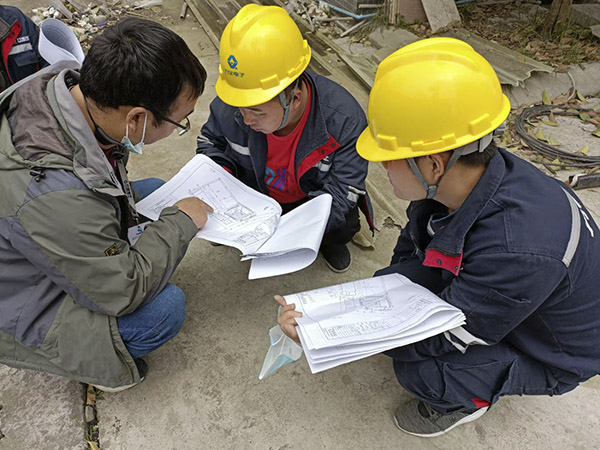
[[147, 108, 191, 136]]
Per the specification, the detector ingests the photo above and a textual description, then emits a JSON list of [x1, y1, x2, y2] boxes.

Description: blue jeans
[[131, 177, 165, 199], [117, 178, 186, 359]]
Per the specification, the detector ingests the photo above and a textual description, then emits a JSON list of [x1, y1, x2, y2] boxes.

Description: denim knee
[[118, 283, 187, 358], [158, 284, 186, 338], [131, 178, 166, 200]]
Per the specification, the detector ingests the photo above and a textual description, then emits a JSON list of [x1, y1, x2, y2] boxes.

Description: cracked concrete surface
[[1, 1, 600, 449]]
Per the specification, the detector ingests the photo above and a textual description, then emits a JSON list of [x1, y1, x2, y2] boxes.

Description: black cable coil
[[515, 105, 600, 169]]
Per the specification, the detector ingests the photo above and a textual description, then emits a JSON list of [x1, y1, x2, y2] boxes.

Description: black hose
[[514, 105, 600, 169]]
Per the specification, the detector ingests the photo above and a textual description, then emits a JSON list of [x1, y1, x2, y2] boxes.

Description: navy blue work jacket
[[377, 149, 600, 383], [196, 71, 373, 233], [0, 6, 47, 90]]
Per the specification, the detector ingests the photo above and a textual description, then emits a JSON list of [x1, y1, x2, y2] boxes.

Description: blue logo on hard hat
[[224, 55, 245, 78], [228, 55, 238, 69]]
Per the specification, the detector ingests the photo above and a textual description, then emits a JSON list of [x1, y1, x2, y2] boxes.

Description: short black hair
[[283, 72, 305, 97], [269, 72, 305, 103], [456, 141, 498, 167], [80, 17, 207, 121]]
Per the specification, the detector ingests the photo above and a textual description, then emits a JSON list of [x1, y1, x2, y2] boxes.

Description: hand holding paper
[[277, 274, 466, 374], [274, 295, 302, 344], [136, 155, 332, 279], [174, 197, 214, 229]]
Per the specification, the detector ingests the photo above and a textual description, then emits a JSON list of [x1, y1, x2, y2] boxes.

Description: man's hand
[[275, 295, 302, 344], [174, 197, 213, 229]]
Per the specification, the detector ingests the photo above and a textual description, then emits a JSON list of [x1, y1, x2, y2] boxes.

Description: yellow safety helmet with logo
[[357, 37, 510, 163], [216, 4, 311, 108]]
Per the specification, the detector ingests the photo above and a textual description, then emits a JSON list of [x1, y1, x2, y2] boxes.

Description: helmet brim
[[357, 95, 511, 162]]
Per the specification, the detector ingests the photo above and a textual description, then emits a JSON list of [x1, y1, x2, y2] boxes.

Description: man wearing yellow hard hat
[[196, 4, 373, 273], [278, 38, 600, 436]]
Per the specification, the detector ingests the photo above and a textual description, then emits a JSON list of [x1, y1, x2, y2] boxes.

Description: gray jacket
[[0, 63, 198, 388]]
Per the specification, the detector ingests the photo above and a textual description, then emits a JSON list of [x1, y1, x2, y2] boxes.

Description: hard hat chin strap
[[276, 77, 301, 131], [407, 133, 494, 200]]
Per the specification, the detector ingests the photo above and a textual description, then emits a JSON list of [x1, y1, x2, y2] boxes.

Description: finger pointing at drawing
[[275, 295, 302, 344], [175, 197, 214, 229]]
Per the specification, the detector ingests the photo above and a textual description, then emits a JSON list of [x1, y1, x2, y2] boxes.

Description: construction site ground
[[1, 1, 600, 449]]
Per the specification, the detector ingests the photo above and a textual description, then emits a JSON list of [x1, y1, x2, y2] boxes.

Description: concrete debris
[[287, 0, 329, 30], [421, 0, 461, 32], [134, 0, 164, 9], [571, 3, 600, 28], [285, 0, 372, 36], [29, 1, 165, 50], [84, 404, 96, 423]]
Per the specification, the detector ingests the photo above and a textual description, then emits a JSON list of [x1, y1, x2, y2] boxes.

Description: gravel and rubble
[[285, 0, 379, 36], [284, 0, 599, 67], [28, 0, 171, 49]]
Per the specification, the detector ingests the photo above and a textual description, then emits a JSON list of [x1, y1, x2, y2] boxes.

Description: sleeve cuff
[[159, 205, 199, 240]]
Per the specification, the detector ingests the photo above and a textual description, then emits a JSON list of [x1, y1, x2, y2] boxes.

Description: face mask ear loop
[[277, 91, 291, 131], [407, 133, 495, 200], [125, 112, 148, 145], [139, 113, 148, 144]]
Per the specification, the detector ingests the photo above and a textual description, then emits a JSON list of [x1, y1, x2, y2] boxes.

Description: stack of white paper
[[284, 274, 466, 373], [136, 155, 332, 279]]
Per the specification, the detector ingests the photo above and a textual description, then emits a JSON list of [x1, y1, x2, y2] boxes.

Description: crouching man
[[197, 5, 373, 272], [277, 38, 600, 436], [0, 18, 212, 392]]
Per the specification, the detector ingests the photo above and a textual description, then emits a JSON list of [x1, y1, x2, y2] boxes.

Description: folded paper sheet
[[136, 155, 332, 279], [38, 19, 85, 66]]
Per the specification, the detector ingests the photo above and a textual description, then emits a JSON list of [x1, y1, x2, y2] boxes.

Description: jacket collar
[[295, 71, 330, 159], [232, 71, 330, 159], [48, 68, 123, 196], [421, 151, 506, 273]]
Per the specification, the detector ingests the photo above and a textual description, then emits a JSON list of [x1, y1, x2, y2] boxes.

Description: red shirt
[[265, 82, 312, 204]]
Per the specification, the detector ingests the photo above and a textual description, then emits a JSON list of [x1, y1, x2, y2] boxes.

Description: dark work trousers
[[393, 342, 581, 414], [281, 200, 361, 248], [377, 261, 582, 415]]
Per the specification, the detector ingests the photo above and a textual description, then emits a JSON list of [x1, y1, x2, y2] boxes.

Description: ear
[[125, 106, 148, 133], [427, 153, 451, 183], [290, 85, 304, 109]]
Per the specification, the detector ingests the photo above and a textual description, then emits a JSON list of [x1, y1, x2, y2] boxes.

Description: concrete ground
[[1, 1, 600, 449]]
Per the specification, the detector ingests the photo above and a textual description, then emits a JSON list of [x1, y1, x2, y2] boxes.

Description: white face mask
[[121, 113, 148, 155]]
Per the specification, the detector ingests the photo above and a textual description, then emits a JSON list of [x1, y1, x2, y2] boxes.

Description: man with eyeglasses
[[0, 18, 212, 392], [151, 109, 191, 136]]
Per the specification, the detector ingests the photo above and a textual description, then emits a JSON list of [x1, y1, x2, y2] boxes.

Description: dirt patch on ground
[[396, 2, 600, 66], [460, 2, 599, 65]]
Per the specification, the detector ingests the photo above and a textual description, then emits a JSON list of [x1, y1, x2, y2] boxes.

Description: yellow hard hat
[[357, 37, 511, 162], [215, 4, 311, 108]]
